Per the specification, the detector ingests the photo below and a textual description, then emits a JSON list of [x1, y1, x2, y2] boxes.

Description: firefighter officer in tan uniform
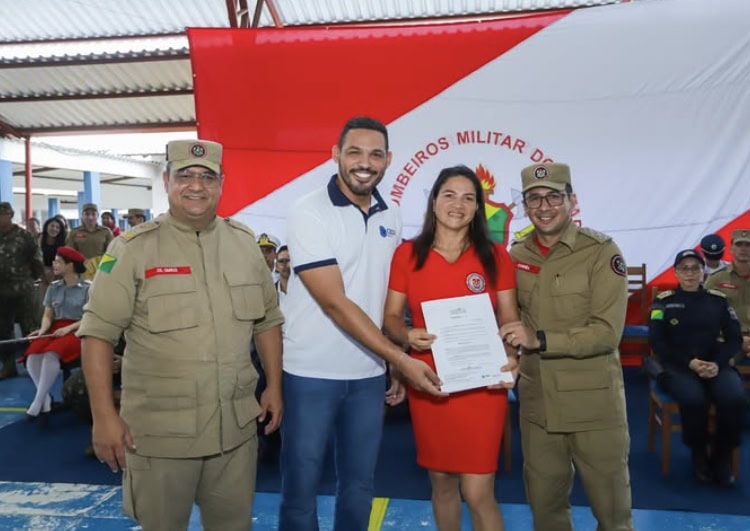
[[500, 163, 633, 531], [79, 140, 284, 531], [705, 229, 750, 361], [65, 203, 113, 279]]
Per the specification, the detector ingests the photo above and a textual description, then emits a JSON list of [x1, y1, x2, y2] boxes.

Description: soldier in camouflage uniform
[[0, 202, 44, 379]]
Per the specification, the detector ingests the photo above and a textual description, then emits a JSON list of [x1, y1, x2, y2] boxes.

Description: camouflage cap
[[167, 140, 222, 174], [732, 229, 750, 244], [82, 203, 98, 212], [521, 163, 571, 193], [0, 202, 13, 215]]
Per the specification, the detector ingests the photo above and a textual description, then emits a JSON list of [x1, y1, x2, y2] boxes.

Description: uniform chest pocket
[[224, 271, 266, 321], [550, 272, 589, 312], [144, 276, 199, 333]]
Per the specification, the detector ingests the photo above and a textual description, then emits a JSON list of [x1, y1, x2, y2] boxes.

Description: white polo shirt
[[283, 175, 402, 379]]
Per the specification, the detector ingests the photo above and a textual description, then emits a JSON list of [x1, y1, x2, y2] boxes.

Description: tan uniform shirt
[[78, 213, 283, 458], [66, 224, 113, 260], [510, 223, 628, 432], [705, 264, 750, 334]]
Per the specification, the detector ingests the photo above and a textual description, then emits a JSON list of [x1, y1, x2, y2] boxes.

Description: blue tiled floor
[[1, 482, 750, 530]]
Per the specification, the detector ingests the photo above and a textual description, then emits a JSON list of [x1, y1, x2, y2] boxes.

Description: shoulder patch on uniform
[[98, 254, 117, 273], [650, 308, 664, 321], [610, 254, 627, 276], [656, 290, 674, 300], [578, 227, 611, 243], [120, 220, 159, 241], [224, 218, 256, 238], [707, 288, 727, 298]]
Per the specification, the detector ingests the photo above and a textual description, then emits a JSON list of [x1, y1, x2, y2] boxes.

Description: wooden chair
[[621, 264, 651, 358], [647, 371, 741, 478]]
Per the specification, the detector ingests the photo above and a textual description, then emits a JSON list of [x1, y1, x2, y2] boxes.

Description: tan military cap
[[82, 203, 98, 212], [167, 140, 222, 174], [0, 202, 13, 215], [126, 208, 146, 218], [521, 163, 571, 193], [732, 229, 750, 244]]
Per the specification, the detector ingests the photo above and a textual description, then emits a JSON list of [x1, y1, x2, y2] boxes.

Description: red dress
[[388, 241, 516, 473]]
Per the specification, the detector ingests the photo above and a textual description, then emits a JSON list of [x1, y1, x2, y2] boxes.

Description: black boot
[[713, 449, 736, 488], [691, 448, 713, 484]]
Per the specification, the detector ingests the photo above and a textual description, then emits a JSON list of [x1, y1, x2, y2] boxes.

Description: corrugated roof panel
[[0, 95, 195, 131], [268, 0, 626, 26], [0, 60, 192, 97], [0, 0, 229, 42]]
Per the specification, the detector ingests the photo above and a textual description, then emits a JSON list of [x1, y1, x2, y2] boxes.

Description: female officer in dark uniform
[[649, 249, 747, 486]]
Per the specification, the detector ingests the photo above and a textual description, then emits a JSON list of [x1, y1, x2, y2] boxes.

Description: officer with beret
[[79, 139, 284, 530], [65, 203, 113, 279], [700, 233, 729, 279], [499, 163, 633, 531], [0, 201, 44, 379], [650, 249, 747, 486], [706, 229, 750, 362]]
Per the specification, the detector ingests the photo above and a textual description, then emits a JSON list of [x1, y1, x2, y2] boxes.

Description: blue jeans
[[279, 372, 385, 531]]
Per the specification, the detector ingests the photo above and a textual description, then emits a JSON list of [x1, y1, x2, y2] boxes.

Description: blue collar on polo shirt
[[326, 175, 389, 220]]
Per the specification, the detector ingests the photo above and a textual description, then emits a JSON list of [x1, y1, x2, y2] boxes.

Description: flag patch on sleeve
[[98, 254, 117, 273]]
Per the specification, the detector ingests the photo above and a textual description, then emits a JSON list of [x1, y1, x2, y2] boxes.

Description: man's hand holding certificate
[[421, 293, 514, 393]]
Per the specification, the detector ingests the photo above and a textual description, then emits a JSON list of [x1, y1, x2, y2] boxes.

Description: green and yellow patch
[[650, 309, 664, 321], [98, 254, 117, 273]]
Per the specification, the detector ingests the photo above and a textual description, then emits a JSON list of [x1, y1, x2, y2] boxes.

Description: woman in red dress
[[22, 246, 89, 422], [384, 165, 519, 531]]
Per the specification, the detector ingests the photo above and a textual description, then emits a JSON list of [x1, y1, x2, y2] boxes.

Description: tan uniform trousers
[[520, 418, 633, 531], [122, 435, 258, 531]]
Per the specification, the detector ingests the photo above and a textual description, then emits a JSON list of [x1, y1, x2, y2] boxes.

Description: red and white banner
[[187, 0, 750, 295]]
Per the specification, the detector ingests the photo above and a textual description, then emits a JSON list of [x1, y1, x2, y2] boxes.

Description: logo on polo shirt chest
[[379, 225, 397, 238]]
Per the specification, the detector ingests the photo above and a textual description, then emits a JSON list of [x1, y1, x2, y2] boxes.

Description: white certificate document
[[421, 293, 512, 393]]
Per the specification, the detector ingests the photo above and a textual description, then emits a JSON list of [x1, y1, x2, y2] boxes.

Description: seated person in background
[[100, 211, 121, 237], [21, 246, 90, 421], [705, 229, 750, 362], [700, 233, 729, 279], [649, 249, 748, 486]]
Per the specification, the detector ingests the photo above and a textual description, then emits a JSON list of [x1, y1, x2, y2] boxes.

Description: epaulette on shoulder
[[120, 220, 159, 242], [578, 227, 611, 243], [656, 290, 674, 300], [224, 218, 256, 238], [707, 288, 727, 298]]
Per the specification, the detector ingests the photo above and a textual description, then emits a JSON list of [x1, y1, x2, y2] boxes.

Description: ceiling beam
[[1, 87, 193, 103], [264, 0, 283, 28], [0, 117, 24, 139], [251, 0, 264, 28], [22, 121, 196, 135], [0, 51, 190, 69]]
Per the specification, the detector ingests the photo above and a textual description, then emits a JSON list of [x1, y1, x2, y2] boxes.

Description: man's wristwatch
[[536, 330, 547, 352]]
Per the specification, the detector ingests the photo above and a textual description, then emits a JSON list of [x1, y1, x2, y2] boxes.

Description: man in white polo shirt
[[280, 116, 444, 531]]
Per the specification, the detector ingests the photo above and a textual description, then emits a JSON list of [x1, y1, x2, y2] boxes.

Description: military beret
[[732, 229, 750, 244], [167, 140, 222, 174], [56, 246, 86, 264], [674, 249, 705, 268], [521, 163, 571, 193]]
